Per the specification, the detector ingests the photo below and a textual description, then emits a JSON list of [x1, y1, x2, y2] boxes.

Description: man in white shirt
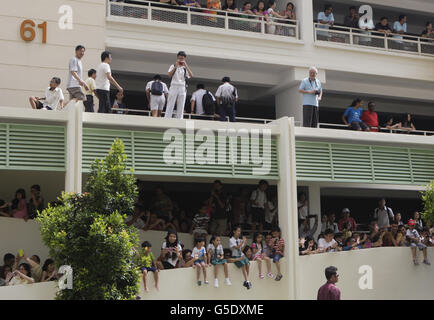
[[165, 51, 193, 119], [146, 74, 169, 117], [95, 51, 123, 113], [29, 77, 64, 111], [250, 180, 268, 234], [373, 198, 394, 229], [317, 4, 334, 39], [190, 83, 216, 118], [83, 69, 97, 112], [393, 15, 407, 43], [215, 76, 238, 122], [318, 229, 338, 253], [65, 45, 89, 107]]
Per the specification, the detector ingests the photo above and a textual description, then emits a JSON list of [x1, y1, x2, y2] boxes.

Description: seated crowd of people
[[298, 198, 433, 265], [129, 180, 278, 237], [341, 98, 418, 133], [0, 251, 58, 287], [317, 4, 434, 42], [137, 225, 285, 292], [0, 185, 45, 221]]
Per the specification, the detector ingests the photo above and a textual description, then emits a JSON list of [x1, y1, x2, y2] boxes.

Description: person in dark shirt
[[344, 6, 359, 29], [208, 180, 228, 236], [375, 16, 392, 36], [399, 113, 416, 133], [317, 266, 341, 300]]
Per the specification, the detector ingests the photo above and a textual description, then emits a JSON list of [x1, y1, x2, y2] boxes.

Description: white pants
[[165, 85, 186, 119], [150, 94, 166, 111]]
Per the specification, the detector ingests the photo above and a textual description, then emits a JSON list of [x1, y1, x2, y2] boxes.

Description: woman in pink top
[[11, 189, 28, 220]]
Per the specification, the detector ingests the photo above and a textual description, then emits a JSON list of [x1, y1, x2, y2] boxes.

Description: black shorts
[[251, 207, 265, 224], [162, 261, 175, 270]]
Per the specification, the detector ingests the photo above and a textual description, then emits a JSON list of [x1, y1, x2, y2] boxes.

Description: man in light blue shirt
[[341, 98, 369, 131], [317, 4, 334, 39], [393, 15, 407, 43], [299, 67, 323, 128]]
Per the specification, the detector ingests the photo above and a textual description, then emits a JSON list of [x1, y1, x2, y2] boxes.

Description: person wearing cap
[[165, 51, 193, 119], [406, 219, 430, 266], [338, 208, 357, 232], [317, 266, 341, 300]]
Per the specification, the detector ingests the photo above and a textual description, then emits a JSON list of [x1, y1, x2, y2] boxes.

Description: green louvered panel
[[410, 149, 434, 184], [82, 128, 133, 171], [296, 140, 434, 185], [5, 124, 65, 171], [0, 124, 6, 166], [134, 131, 183, 174], [83, 128, 279, 180], [295, 141, 332, 180], [185, 135, 233, 177], [331, 144, 372, 182], [372, 146, 411, 183], [234, 138, 279, 178]]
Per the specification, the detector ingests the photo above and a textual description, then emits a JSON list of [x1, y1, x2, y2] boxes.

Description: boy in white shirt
[[215, 76, 238, 122], [165, 51, 193, 119], [83, 69, 97, 112], [95, 51, 123, 113], [29, 77, 64, 111], [65, 45, 89, 107], [191, 83, 216, 118], [318, 229, 338, 253], [146, 74, 169, 117]]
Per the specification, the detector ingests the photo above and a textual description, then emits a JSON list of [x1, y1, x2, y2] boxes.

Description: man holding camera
[[165, 51, 193, 119], [298, 67, 323, 128]]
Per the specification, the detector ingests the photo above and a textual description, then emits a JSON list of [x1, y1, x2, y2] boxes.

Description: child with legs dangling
[[192, 237, 208, 286], [229, 225, 252, 289], [208, 235, 231, 288], [251, 233, 273, 279]]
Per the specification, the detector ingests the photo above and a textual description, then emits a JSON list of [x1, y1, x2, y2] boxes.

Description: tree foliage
[[37, 139, 140, 300], [421, 181, 434, 225]]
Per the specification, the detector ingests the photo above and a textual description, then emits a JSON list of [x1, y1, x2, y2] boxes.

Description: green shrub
[[421, 181, 434, 226], [37, 139, 140, 300]]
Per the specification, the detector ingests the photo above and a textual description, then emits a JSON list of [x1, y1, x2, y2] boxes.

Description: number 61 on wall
[[20, 20, 47, 43]]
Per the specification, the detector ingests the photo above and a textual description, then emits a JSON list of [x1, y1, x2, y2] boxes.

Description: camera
[[315, 90, 321, 95]]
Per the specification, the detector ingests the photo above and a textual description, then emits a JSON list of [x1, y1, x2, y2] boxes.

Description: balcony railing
[[107, 0, 299, 40], [314, 23, 434, 57]]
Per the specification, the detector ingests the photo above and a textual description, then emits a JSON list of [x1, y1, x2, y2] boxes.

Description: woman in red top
[[361, 101, 379, 132]]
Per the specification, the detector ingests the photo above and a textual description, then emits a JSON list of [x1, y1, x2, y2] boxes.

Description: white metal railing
[[108, 0, 299, 39], [111, 107, 274, 124], [294, 120, 434, 136], [314, 23, 434, 57]]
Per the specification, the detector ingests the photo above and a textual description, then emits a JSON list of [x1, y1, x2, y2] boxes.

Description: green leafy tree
[[421, 180, 434, 226], [37, 139, 140, 300]]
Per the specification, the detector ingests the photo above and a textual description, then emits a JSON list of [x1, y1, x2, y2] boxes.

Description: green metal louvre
[[296, 140, 434, 185], [82, 128, 279, 180], [0, 123, 65, 171]]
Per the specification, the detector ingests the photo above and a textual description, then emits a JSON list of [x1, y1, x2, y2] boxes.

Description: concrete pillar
[[275, 117, 299, 300], [292, 0, 315, 44], [275, 85, 303, 125]]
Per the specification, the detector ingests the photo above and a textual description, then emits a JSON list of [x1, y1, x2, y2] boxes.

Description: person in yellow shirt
[[83, 69, 97, 112], [139, 241, 159, 292]]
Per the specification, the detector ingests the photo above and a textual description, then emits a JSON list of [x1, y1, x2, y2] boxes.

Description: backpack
[[150, 81, 163, 96], [202, 91, 215, 115]]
